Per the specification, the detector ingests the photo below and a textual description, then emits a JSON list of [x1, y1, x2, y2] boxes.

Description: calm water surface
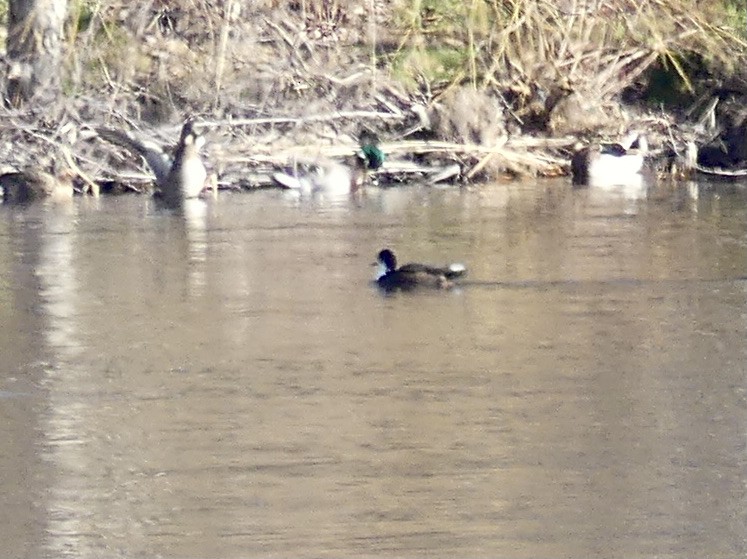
[[1, 181, 746, 558]]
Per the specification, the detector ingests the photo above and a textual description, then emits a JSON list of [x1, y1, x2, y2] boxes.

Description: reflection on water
[[0, 181, 746, 558]]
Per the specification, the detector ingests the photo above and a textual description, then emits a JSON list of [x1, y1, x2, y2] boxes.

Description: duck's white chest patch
[[180, 154, 207, 198], [375, 262, 389, 280]]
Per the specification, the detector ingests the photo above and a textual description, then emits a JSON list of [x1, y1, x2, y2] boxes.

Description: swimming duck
[[375, 248, 467, 291], [0, 167, 75, 203], [273, 130, 385, 194], [571, 132, 648, 188], [97, 118, 207, 201]]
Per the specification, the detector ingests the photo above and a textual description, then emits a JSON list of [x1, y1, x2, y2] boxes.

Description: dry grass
[[54, 1, 747, 126], [392, 0, 746, 121]]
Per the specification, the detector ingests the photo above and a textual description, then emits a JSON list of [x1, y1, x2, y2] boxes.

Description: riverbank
[[1, 1, 746, 194]]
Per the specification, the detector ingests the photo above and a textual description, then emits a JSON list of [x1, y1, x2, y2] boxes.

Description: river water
[[1, 180, 745, 558]]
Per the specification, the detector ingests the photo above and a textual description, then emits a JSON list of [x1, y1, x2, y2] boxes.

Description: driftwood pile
[[0, 85, 714, 199]]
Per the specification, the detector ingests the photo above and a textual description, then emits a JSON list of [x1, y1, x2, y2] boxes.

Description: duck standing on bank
[[571, 132, 649, 190], [273, 130, 385, 195], [375, 248, 467, 291], [97, 118, 207, 204]]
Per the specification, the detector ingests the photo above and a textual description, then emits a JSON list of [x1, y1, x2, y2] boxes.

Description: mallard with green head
[[273, 130, 386, 194]]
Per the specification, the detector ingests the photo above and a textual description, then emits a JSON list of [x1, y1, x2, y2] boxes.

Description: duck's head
[[620, 131, 647, 153], [376, 248, 397, 277], [358, 129, 385, 170], [178, 119, 205, 151], [627, 134, 647, 154], [359, 144, 385, 171]]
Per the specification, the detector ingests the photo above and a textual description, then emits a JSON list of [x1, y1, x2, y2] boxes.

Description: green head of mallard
[[358, 129, 385, 170]]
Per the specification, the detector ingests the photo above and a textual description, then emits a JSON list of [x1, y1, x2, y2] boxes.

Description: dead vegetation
[[1, 0, 746, 191]]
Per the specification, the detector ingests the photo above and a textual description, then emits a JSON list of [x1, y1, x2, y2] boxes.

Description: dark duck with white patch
[[375, 248, 467, 291]]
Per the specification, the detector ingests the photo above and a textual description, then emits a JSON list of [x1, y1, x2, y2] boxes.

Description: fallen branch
[[695, 164, 747, 177], [199, 110, 406, 130]]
